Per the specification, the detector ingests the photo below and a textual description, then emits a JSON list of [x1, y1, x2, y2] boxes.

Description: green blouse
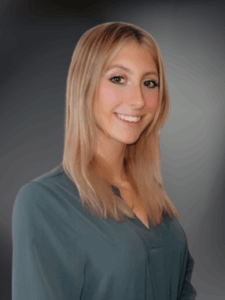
[[12, 164, 197, 299]]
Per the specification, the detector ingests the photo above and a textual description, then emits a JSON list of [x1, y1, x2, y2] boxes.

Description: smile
[[114, 113, 143, 127], [117, 113, 142, 122]]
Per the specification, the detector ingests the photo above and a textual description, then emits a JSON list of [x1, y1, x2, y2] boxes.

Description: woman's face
[[93, 41, 159, 146]]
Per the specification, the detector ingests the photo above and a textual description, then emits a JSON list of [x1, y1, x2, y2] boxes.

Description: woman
[[12, 22, 197, 299]]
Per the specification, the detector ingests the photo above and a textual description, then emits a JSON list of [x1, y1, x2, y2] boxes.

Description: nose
[[128, 83, 146, 108]]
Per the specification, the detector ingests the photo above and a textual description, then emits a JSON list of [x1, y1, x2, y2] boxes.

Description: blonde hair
[[62, 21, 181, 228]]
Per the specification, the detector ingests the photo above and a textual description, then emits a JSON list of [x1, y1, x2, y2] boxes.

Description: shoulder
[[12, 164, 83, 240], [12, 164, 78, 229], [30, 163, 64, 183], [14, 164, 62, 210]]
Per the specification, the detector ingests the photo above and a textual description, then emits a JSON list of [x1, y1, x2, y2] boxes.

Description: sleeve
[[12, 182, 86, 300], [179, 249, 197, 300]]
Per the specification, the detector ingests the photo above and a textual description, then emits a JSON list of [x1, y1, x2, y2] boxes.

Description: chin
[[118, 135, 142, 145]]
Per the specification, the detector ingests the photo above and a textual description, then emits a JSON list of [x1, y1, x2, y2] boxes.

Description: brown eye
[[110, 76, 125, 84], [144, 80, 158, 88]]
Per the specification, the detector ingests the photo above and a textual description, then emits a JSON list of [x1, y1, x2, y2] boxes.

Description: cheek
[[145, 91, 159, 111], [100, 86, 120, 108]]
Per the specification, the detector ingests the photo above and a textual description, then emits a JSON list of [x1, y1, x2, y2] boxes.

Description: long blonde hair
[[62, 21, 181, 227]]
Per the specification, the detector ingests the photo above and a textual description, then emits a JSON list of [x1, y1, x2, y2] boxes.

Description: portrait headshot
[[0, 1, 224, 300], [12, 21, 196, 299]]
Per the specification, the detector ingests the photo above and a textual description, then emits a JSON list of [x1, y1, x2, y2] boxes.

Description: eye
[[144, 80, 158, 88], [110, 76, 125, 84]]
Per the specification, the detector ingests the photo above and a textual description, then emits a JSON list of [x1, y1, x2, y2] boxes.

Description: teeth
[[117, 114, 141, 122]]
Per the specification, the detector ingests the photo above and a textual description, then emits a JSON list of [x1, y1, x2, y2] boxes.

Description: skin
[[93, 41, 159, 186]]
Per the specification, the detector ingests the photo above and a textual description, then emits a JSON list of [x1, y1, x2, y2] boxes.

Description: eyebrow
[[106, 64, 158, 77]]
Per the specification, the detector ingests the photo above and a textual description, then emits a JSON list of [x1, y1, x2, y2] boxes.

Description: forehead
[[105, 42, 157, 73]]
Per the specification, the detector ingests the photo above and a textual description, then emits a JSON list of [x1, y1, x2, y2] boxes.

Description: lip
[[116, 113, 143, 117], [114, 112, 143, 127]]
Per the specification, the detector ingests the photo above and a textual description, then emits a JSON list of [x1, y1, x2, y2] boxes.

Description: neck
[[94, 155, 128, 184]]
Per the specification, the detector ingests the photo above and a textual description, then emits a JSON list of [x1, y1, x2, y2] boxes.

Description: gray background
[[1, 0, 224, 299]]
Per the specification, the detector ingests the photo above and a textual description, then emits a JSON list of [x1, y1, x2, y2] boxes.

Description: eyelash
[[110, 76, 158, 88]]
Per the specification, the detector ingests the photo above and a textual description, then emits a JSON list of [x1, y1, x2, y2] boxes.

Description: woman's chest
[[118, 185, 150, 230], [75, 206, 186, 300]]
